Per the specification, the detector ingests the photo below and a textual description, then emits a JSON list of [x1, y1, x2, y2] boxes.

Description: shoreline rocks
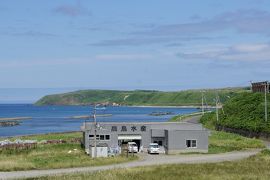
[[0, 121, 20, 127]]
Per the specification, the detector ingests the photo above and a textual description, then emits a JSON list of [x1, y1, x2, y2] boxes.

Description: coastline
[[0, 105, 205, 138], [127, 105, 215, 109], [0, 131, 81, 139], [32, 103, 215, 109], [0, 117, 32, 121]]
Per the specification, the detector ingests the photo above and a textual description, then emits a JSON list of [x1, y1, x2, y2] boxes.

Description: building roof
[[81, 121, 206, 131]]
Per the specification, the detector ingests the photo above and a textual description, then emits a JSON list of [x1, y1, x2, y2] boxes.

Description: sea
[[0, 104, 199, 137]]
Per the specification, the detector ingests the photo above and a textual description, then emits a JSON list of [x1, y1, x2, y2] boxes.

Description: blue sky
[[1, 0, 270, 102]]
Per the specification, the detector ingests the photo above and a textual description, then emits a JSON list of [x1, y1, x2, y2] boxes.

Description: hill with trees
[[35, 88, 248, 106]]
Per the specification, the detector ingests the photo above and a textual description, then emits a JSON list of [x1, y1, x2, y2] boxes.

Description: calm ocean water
[[0, 104, 199, 137]]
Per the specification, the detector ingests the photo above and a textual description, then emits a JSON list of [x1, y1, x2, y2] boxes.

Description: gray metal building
[[81, 122, 209, 154]]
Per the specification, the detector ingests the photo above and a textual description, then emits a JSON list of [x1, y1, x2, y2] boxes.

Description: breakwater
[[0, 117, 31, 121], [0, 121, 20, 127]]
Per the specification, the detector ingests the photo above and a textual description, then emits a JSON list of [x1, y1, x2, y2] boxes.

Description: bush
[[201, 92, 270, 133]]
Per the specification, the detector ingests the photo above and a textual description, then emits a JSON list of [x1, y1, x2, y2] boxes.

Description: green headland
[[35, 87, 249, 106]]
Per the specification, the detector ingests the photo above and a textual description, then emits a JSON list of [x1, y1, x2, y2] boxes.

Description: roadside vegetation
[[32, 149, 270, 180], [35, 88, 248, 106], [216, 92, 270, 133], [208, 131, 264, 153], [0, 132, 137, 171], [203, 111, 265, 153]]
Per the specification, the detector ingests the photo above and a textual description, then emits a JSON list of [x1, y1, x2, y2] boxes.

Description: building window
[[186, 140, 197, 148], [89, 135, 99, 140], [89, 135, 94, 139], [89, 134, 110, 141], [100, 135, 105, 140]]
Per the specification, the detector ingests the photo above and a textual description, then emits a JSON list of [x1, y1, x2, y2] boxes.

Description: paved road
[[0, 149, 260, 180], [182, 115, 202, 124]]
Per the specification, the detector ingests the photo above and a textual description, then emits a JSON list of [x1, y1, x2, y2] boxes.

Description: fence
[[0, 140, 37, 151]]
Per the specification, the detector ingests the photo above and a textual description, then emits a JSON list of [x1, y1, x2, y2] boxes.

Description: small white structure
[[90, 146, 108, 158]]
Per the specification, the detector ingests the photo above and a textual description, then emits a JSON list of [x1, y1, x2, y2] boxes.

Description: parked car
[[147, 143, 160, 154], [128, 142, 138, 153]]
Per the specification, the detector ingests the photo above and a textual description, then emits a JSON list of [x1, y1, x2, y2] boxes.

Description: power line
[[214, 92, 224, 122]]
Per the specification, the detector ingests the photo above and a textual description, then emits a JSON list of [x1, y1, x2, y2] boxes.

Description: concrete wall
[[167, 130, 208, 154], [151, 129, 165, 137], [90, 147, 108, 157]]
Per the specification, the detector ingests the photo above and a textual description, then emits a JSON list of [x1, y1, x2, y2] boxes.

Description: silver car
[[147, 143, 160, 154]]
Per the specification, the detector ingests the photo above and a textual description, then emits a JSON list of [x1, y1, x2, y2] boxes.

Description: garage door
[[118, 135, 142, 140]]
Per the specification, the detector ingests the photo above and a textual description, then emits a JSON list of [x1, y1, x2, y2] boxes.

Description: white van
[[128, 142, 138, 153]]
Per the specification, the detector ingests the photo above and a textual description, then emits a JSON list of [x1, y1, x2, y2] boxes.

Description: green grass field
[[0, 120, 265, 171], [0, 130, 263, 171], [32, 149, 270, 180], [0, 132, 137, 171], [0, 143, 137, 171], [0, 131, 82, 141], [208, 131, 264, 153]]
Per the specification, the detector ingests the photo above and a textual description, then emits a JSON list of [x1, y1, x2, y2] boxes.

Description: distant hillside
[[35, 87, 249, 106], [201, 92, 270, 133]]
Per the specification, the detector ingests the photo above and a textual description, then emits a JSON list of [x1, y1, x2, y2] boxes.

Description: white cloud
[[230, 44, 269, 53], [177, 43, 270, 61], [0, 54, 155, 68]]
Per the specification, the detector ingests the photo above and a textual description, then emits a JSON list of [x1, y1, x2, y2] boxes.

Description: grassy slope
[[201, 92, 270, 133], [198, 111, 265, 153], [0, 132, 137, 171], [0, 143, 137, 171], [35, 149, 270, 180], [35, 88, 248, 106], [208, 131, 264, 153]]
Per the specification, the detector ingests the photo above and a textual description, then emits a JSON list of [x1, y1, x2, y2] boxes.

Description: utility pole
[[265, 82, 268, 122], [93, 104, 97, 158], [216, 93, 219, 122], [201, 91, 205, 115]]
